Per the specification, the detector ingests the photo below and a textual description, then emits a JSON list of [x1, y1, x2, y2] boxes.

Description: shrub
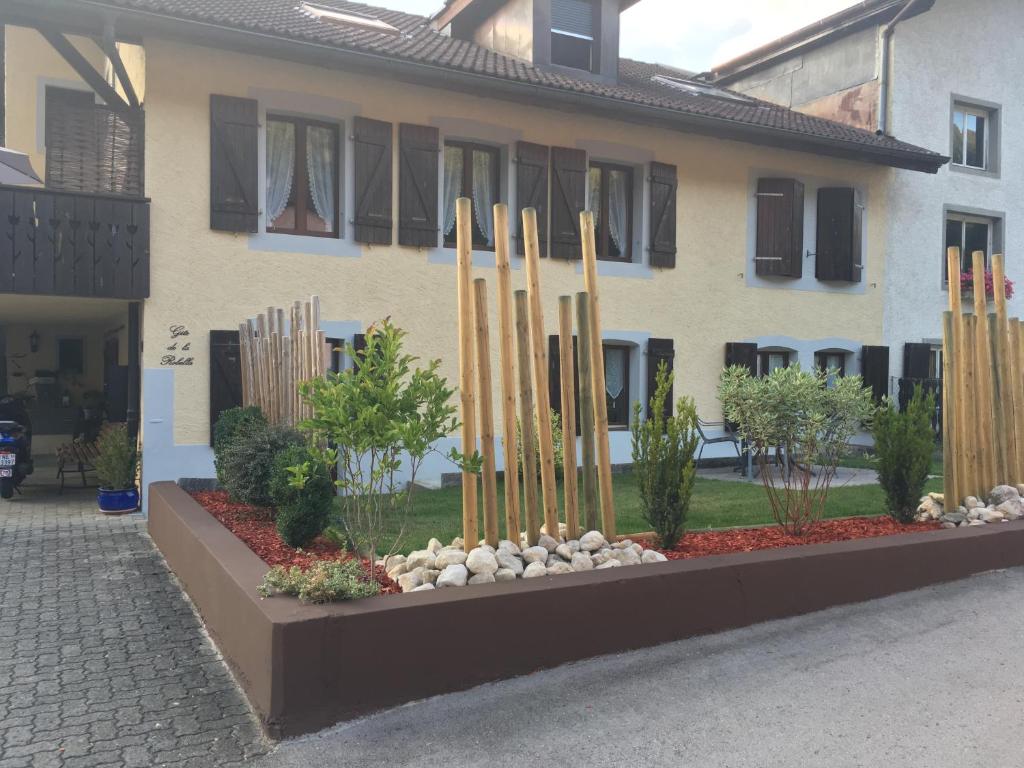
[[631, 364, 698, 549], [94, 423, 137, 490], [218, 420, 302, 507], [873, 386, 936, 522], [517, 409, 565, 479], [258, 559, 380, 603], [213, 406, 266, 483], [719, 364, 875, 535], [269, 444, 336, 548]]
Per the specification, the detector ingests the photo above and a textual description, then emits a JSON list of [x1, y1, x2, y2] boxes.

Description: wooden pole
[[575, 292, 599, 532], [1010, 318, 1024, 484], [961, 314, 978, 497], [558, 295, 580, 540], [942, 311, 959, 513], [493, 203, 521, 543], [521, 207, 560, 539], [991, 252, 1016, 483], [515, 290, 541, 546], [456, 198, 479, 551], [474, 278, 500, 548], [946, 247, 969, 503], [972, 251, 996, 493], [580, 210, 615, 538], [1017, 319, 1024, 483]]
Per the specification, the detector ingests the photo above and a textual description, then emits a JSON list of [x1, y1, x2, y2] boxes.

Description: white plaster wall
[[883, 0, 1024, 386]]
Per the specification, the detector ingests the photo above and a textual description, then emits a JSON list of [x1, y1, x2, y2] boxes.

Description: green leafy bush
[[631, 364, 698, 549], [94, 423, 137, 491], [218, 420, 302, 507], [517, 409, 565, 479], [269, 444, 336, 548], [873, 386, 936, 522], [719, 364, 875, 535], [213, 406, 266, 483], [258, 559, 380, 603]]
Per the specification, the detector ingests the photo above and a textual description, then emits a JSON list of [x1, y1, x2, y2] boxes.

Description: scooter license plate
[[0, 468, 12, 477], [0, 453, 15, 467]]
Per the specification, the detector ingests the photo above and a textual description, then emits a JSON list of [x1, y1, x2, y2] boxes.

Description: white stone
[[611, 539, 631, 550], [466, 548, 499, 575], [571, 552, 594, 571], [435, 548, 468, 569], [496, 551, 524, 575], [996, 499, 1024, 520], [590, 549, 613, 566], [405, 550, 436, 571], [468, 572, 496, 585], [540, 522, 568, 539], [546, 562, 574, 575], [916, 496, 943, 521], [411, 583, 436, 592], [968, 520, 987, 526], [398, 569, 424, 592], [426, 537, 444, 555], [595, 559, 622, 569], [474, 542, 496, 553], [567, 540, 581, 552], [450, 537, 465, 550], [436, 564, 469, 588], [630, 543, 644, 556], [494, 568, 517, 582], [579, 531, 607, 552], [387, 562, 410, 580], [642, 549, 668, 564], [422, 569, 441, 585], [989, 485, 1021, 507], [545, 553, 561, 568], [383, 554, 406, 572], [497, 540, 521, 556], [538, 534, 560, 553], [523, 561, 548, 578], [522, 546, 549, 564], [609, 548, 642, 566], [964, 496, 983, 510], [555, 543, 574, 561], [967, 507, 983, 521], [980, 508, 1006, 523], [1016, 484, 1024, 498]]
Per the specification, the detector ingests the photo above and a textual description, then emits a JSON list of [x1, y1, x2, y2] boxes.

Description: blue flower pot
[[97, 487, 139, 514]]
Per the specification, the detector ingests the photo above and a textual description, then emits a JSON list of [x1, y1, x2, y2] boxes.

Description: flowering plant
[[961, 270, 1014, 300]]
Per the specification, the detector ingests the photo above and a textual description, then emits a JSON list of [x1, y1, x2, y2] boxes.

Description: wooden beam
[[576, 292, 599, 532], [942, 311, 959, 514], [991, 252, 1016, 483], [972, 251, 996, 493], [515, 290, 541, 547], [474, 278, 500, 548], [558, 295, 580, 541], [456, 198, 479, 552], [493, 203, 521, 543], [37, 27, 131, 112], [99, 21, 140, 108]]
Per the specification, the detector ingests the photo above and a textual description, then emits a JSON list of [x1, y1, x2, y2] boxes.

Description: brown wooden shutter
[[861, 345, 890, 403], [351, 332, 368, 371], [210, 94, 258, 233], [649, 162, 677, 268], [816, 187, 862, 282], [646, 338, 674, 421], [352, 117, 393, 244], [398, 123, 439, 247], [549, 147, 586, 259], [725, 342, 758, 375], [209, 330, 243, 444], [902, 342, 932, 379], [755, 178, 804, 278], [515, 141, 549, 255]]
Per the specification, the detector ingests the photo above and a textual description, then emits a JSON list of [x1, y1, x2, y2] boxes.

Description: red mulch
[[190, 490, 398, 595], [657, 516, 941, 560]]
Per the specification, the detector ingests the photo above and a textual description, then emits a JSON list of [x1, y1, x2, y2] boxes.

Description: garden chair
[[696, 418, 744, 472], [56, 439, 99, 493]]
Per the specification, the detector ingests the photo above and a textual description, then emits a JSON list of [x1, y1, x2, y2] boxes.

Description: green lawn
[[838, 452, 944, 476], [356, 472, 943, 555]]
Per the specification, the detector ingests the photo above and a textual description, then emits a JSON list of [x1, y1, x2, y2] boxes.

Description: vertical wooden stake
[[474, 278, 500, 548], [1010, 318, 1024, 484], [576, 292, 599, 532], [515, 290, 541, 546], [521, 207, 561, 539], [1016, 319, 1024, 483], [558, 296, 580, 541], [992, 252, 1016, 483], [946, 247, 969, 503], [580, 210, 616, 538], [456, 198, 479, 551], [942, 311, 960, 513], [961, 315, 978, 497], [972, 251, 996, 493], [493, 204, 521, 543]]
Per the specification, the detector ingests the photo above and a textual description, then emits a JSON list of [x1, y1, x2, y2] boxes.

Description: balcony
[[0, 184, 149, 300]]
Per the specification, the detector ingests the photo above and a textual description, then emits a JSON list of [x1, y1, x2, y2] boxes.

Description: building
[[711, 0, 1019, 405], [0, 0, 944, 505]]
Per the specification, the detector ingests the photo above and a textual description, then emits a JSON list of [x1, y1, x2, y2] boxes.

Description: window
[[758, 350, 790, 377], [266, 115, 339, 237], [57, 338, 85, 375], [326, 337, 343, 373], [588, 162, 633, 262], [944, 212, 993, 280], [603, 344, 630, 428], [442, 141, 501, 249], [929, 347, 942, 380], [815, 351, 847, 388], [952, 103, 993, 170], [551, 0, 594, 71]]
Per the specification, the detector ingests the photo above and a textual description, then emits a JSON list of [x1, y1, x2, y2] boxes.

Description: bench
[[56, 440, 99, 493]]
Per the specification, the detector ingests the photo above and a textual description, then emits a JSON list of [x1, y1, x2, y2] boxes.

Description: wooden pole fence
[[515, 289, 541, 546], [493, 203, 521, 544], [473, 278, 500, 548], [456, 197, 479, 552], [575, 292, 599, 532], [558, 295, 581, 541]]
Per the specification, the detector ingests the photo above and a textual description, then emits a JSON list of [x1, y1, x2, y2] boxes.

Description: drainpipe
[[877, 0, 924, 135]]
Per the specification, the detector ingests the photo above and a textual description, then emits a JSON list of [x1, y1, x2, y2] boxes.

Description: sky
[[385, 0, 861, 72]]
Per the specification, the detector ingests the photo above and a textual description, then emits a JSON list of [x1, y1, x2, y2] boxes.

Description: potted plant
[[94, 423, 139, 513]]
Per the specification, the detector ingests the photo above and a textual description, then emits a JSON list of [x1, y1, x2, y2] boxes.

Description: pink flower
[[961, 270, 1014, 300]]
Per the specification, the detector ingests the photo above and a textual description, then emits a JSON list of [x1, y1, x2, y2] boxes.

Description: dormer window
[[551, 0, 594, 71]]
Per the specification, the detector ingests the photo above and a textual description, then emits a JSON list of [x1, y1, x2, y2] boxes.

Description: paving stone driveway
[[0, 478, 268, 767]]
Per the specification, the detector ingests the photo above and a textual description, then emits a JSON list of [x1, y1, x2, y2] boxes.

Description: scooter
[[0, 395, 33, 499]]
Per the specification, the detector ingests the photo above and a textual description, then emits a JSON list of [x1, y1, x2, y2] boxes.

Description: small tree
[[631, 364, 698, 549], [297, 320, 473, 567], [94, 423, 137, 491], [718, 364, 875, 536], [873, 386, 936, 522]]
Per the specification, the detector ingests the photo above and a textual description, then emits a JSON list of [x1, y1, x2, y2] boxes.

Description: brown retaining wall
[[149, 481, 1024, 738]]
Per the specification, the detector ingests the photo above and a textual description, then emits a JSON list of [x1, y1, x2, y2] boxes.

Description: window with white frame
[[952, 102, 995, 171], [944, 212, 995, 280]]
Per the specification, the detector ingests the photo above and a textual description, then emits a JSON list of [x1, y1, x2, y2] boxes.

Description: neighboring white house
[[711, 0, 1021, 404]]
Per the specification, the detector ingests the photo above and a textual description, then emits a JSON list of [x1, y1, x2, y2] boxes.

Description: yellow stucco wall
[[7, 27, 892, 451]]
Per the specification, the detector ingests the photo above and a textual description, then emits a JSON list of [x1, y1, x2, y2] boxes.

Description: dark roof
[[710, 0, 935, 83], [13, 0, 946, 172]]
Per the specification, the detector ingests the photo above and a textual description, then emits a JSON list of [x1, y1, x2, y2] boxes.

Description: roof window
[[300, 2, 400, 35], [652, 75, 754, 103]]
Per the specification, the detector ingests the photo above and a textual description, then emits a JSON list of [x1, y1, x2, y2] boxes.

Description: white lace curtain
[[472, 150, 496, 246], [605, 347, 626, 400], [588, 167, 601, 229], [306, 125, 335, 231], [608, 169, 629, 253], [266, 120, 295, 225], [443, 147, 463, 238]]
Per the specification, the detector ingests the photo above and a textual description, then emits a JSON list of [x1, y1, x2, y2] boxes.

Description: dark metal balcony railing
[[0, 184, 150, 300]]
